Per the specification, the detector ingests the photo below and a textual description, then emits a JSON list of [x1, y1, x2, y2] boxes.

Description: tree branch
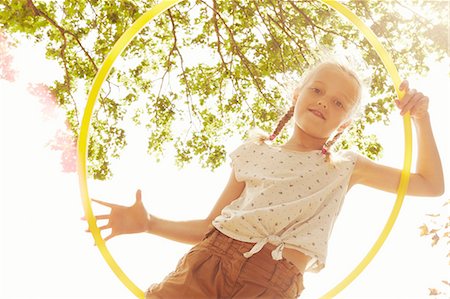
[[27, 0, 98, 72], [393, 0, 431, 26], [212, 0, 230, 69], [359, 1, 396, 52], [200, 0, 277, 111], [251, 4, 286, 72], [269, 0, 311, 54], [167, 8, 203, 131], [288, 0, 361, 48], [258, 2, 309, 68]]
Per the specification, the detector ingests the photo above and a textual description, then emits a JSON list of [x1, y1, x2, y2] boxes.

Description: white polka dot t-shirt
[[211, 139, 357, 273]]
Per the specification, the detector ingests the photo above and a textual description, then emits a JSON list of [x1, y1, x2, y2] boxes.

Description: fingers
[[136, 189, 142, 203], [84, 222, 111, 232], [91, 198, 118, 208], [82, 221, 115, 245], [396, 87, 415, 106], [399, 79, 409, 92], [395, 87, 429, 117], [104, 233, 116, 242], [399, 89, 422, 115], [95, 214, 110, 220], [98, 223, 112, 230], [396, 88, 416, 103], [82, 214, 111, 232], [92, 233, 116, 245], [81, 214, 110, 221]]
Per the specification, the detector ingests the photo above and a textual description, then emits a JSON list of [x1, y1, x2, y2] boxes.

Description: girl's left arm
[[350, 80, 445, 197]]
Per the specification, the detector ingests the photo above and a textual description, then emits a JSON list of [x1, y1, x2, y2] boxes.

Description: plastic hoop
[[317, 1, 412, 297], [77, 1, 412, 298]]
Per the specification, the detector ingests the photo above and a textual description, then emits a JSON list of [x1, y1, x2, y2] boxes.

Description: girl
[[85, 56, 444, 298]]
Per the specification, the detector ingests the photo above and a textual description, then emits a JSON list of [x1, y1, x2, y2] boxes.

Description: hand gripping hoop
[[77, 1, 412, 297]]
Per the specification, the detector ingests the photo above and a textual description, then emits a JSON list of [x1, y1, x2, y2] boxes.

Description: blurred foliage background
[[1, 0, 448, 180]]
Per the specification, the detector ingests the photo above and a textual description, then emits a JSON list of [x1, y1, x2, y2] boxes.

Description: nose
[[317, 100, 327, 109]]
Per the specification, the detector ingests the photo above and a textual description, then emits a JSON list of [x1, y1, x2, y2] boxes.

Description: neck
[[283, 125, 328, 151]]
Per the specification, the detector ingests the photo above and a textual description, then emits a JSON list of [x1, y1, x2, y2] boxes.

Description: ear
[[292, 85, 302, 105], [338, 119, 352, 132]]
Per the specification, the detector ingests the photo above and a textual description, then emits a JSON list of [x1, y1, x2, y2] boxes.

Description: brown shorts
[[145, 225, 305, 299]]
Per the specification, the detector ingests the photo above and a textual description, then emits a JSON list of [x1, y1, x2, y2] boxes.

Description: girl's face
[[293, 64, 360, 139]]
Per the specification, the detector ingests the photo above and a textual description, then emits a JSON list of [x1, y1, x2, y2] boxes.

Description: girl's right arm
[[147, 169, 246, 244], [85, 169, 245, 245]]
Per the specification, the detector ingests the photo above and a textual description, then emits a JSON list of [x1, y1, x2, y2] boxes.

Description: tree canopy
[[1, 0, 448, 180]]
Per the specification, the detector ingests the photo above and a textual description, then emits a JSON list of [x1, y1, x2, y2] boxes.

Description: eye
[[311, 88, 320, 94], [335, 99, 344, 109]]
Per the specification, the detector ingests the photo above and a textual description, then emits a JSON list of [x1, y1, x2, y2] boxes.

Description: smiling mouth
[[309, 109, 325, 120]]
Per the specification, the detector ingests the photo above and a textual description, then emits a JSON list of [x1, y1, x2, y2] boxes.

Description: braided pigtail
[[322, 122, 351, 162], [247, 105, 295, 144], [322, 132, 343, 162], [268, 105, 295, 141]]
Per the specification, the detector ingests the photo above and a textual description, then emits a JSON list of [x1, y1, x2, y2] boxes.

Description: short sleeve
[[339, 149, 358, 163], [228, 141, 253, 182], [334, 149, 358, 176]]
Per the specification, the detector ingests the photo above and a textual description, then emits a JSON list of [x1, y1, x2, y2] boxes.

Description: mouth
[[308, 109, 326, 120]]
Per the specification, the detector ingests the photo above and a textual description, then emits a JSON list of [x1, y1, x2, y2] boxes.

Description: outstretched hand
[[395, 79, 429, 120], [82, 189, 150, 242]]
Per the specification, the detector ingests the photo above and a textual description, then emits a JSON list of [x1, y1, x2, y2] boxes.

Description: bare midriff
[[265, 243, 311, 275], [208, 224, 311, 274]]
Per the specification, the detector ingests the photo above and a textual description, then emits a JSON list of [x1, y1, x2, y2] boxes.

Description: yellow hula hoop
[[77, 1, 412, 298]]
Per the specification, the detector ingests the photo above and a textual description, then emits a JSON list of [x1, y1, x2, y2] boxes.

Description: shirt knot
[[242, 234, 285, 260], [267, 234, 282, 245]]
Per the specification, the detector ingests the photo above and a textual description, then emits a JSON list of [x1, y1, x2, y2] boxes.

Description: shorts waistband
[[200, 226, 302, 279]]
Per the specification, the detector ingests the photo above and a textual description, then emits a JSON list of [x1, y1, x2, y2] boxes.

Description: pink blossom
[[46, 129, 78, 173], [0, 30, 17, 82], [31, 83, 77, 173], [27, 83, 59, 121]]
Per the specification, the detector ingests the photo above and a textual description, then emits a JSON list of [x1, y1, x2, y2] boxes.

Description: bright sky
[[1, 28, 449, 299]]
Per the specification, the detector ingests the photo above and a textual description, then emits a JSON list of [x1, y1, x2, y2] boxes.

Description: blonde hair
[[247, 46, 372, 161]]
